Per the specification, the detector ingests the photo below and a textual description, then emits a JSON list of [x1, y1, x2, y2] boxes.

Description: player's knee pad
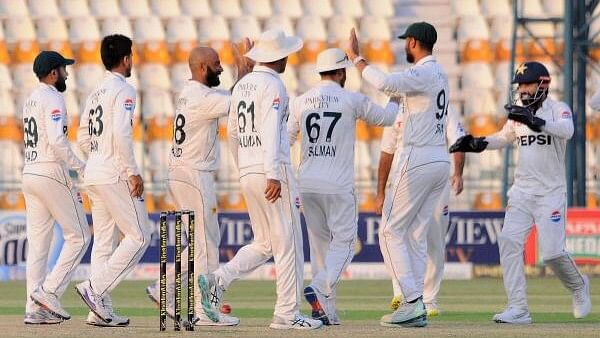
[[544, 253, 584, 292]]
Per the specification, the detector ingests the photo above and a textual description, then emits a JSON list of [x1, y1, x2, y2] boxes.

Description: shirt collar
[[188, 79, 209, 89], [416, 55, 436, 66], [253, 65, 281, 78], [39, 82, 58, 92], [317, 79, 341, 87], [110, 71, 126, 81]]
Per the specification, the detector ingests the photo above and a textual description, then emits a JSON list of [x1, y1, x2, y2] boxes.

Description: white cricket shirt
[[169, 80, 230, 171], [288, 80, 398, 194], [22, 83, 85, 172], [362, 55, 450, 168], [228, 66, 291, 181], [486, 97, 574, 195], [78, 72, 140, 185]]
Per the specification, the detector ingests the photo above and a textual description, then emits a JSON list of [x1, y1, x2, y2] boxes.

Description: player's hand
[[128, 174, 144, 198], [347, 28, 360, 60], [449, 135, 488, 153], [451, 175, 463, 195], [264, 179, 281, 203], [505, 104, 545, 132], [232, 38, 255, 80], [374, 193, 385, 215]]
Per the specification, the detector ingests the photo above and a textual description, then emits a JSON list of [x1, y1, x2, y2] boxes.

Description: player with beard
[[450, 61, 591, 323], [145, 43, 254, 326], [22, 51, 90, 324], [75, 34, 151, 326], [347, 22, 450, 327]]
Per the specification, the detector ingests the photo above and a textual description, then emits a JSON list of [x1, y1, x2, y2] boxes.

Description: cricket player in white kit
[[287, 48, 399, 325], [23, 51, 90, 324], [75, 35, 152, 326], [378, 106, 465, 316], [347, 22, 450, 327], [450, 61, 592, 324], [199, 29, 322, 330], [145, 44, 254, 326]]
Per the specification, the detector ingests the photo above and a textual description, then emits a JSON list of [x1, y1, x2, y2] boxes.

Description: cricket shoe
[[425, 302, 439, 317], [493, 307, 532, 324], [24, 308, 63, 325], [390, 295, 402, 311], [573, 275, 591, 319], [75, 280, 112, 323], [145, 283, 175, 319], [30, 286, 70, 320], [193, 311, 240, 326], [269, 314, 323, 330], [86, 311, 129, 327], [303, 285, 331, 325], [380, 298, 427, 327], [101, 294, 130, 326], [198, 274, 223, 322]]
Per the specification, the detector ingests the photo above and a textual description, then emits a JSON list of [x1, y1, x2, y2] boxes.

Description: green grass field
[[0, 278, 598, 337]]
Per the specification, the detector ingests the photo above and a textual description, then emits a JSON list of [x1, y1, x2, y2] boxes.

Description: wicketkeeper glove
[[505, 104, 545, 132], [449, 135, 488, 153]]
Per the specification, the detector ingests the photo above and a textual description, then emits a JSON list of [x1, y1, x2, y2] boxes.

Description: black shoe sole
[[29, 296, 70, 320]]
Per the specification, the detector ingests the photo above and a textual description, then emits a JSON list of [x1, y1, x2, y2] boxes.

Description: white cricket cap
[[315, 48, 353, 73]]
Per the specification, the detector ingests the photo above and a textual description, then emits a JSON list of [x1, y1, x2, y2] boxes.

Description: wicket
[[159, 210, 195, 331]]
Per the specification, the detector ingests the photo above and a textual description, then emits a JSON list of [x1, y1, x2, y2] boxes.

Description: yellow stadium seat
[[364, 41, 394, 65], [80, 191, 92, 213], [0, 42, 10, 64], [46, 41, 74, 60], [356, 120, 370, 141], [526, 38, 557, 59], [141, 41, 170, 65], [146, 117, 173, 142], [469, 115, 498, 137], [369, 126, 384, 140], [13, 41, 40, 64], [67, 117, 79, 142], [358, 191, 376, 212], [587, 193, 599, 208], [77, 41, 101, 64], [591, 47, 600, 62], [495, 40, 524, 63], [210, 41, 235, 66], [472, 192, 502, 210], [0, 116, 22, 142], [145, 193, 157, 213], [133, 121, 144, 142], [0, 192, 26, 210], [462, 39, 494, 63], [173, 41, 198, 64], [299, 40, 327, 64], [218, 124, 228, 141]]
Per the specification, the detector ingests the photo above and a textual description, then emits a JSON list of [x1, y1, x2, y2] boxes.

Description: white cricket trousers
[[380, 161, 449, 302], [86, 180, 152, 296], [302, 191, 358, 298], [163, 167, 220, 313], [499, 189, 570, 311], [23, 163, 91, 313], [392, 181, 450, 304], [215, 165, 304, 320]]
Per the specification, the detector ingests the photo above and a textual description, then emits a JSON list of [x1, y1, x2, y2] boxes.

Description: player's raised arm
[[354, 92, 400, 126], [541, 104, 574, 140], [45, 95, 85, 174]]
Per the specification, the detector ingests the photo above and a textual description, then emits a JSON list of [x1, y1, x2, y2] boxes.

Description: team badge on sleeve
[[51, 109, 62, 121], [272, 97, 280, 111], [442, 205, 449, 216], [550, 210, 561, 223], [561, 111, 571, 119], [124, 98, 134, 113]]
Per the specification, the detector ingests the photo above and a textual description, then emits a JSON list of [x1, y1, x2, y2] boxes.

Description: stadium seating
[[0, 0, 597, 212]]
